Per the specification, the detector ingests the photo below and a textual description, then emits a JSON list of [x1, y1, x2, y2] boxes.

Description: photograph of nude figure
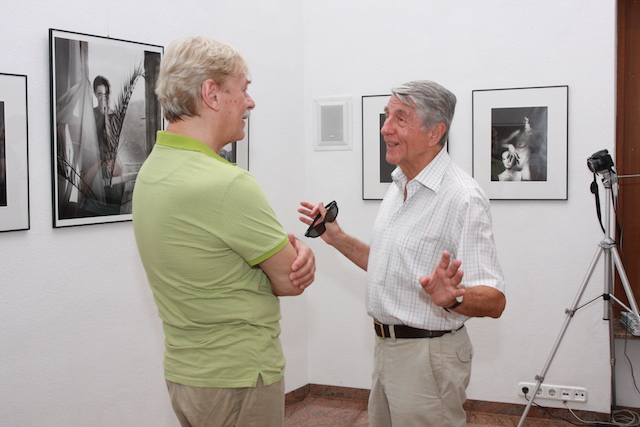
[[472, 85, 568, 200]]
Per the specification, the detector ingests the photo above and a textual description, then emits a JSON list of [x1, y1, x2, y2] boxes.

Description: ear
[[201, 79, 221, 111], [428, 122, 447, 147]]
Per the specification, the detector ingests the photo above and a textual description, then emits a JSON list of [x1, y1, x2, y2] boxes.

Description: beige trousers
[[166, 375, 285, 427], [368, 326, 473, 427]]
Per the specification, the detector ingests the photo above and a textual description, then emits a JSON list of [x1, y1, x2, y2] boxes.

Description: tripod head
[[588, 149, 619, 237], [588, 149, 617, 188], [587, 148, 615, 174], [598, 168, 617, 187]]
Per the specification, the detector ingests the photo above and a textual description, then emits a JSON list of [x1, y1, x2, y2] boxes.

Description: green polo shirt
[[132, 131, 289, 388]]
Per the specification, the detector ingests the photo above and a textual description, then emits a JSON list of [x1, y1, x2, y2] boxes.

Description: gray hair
[[391, 80, 457, 146], [156, 36, 250, 122]]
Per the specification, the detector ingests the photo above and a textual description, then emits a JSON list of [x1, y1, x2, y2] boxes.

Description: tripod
[[517, 170, 640, 427]]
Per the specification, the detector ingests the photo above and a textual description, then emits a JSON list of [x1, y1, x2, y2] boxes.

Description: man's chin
[[233, 130, 245, 142], [385, 150, 399, 165]]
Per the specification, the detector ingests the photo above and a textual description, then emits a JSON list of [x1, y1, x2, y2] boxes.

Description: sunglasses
[[304, 201, 338, 238]]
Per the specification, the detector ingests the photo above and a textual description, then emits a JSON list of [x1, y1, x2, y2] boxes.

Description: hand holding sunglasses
[[304, 201, 338, 238]]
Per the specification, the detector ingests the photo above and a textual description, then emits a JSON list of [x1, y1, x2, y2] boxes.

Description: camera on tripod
[[587, 149, 615, 173]]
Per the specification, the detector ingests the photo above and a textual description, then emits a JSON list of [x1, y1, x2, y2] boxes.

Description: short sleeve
[[219, 171, 288, 266], [456, 189, 505, 293]]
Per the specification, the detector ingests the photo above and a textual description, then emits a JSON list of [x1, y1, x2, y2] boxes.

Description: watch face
[[456, 295, 464, 303]]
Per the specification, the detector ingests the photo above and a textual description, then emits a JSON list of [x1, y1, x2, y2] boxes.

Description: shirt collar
[[155, 131, 233, 164], [392, 148, 450, 193]]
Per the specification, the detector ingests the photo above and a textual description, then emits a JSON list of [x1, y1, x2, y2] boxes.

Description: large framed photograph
[[49, 29, 163, 227], [221, 118, 249, 170], [0, 73, 30, 232], [362, 94, 393, 200], [472, 85, 568, 200]]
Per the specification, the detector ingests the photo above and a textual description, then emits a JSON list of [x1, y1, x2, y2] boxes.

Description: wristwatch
[[444, 295, 463, 312]]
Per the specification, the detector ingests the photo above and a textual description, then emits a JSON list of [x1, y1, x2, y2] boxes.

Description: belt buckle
[[374, 320, 386, 338]]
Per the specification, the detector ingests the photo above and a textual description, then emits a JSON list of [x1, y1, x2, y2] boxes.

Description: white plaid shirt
[[366, 149, 505, 331]]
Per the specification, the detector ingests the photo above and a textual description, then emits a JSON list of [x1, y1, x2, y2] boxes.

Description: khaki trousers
[[368, 326, 473, 427], [166, 376, 285, 427]]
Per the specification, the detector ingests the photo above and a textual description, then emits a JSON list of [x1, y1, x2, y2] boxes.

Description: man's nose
[[380, 117, 393, 135]]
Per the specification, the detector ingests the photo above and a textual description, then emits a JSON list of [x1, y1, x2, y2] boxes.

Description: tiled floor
[[285, 395, 368, 427], [283, 393, 599, 426]]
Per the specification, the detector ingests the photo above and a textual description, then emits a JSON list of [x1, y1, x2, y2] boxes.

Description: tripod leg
[[517, 246, 604, 427], [604, 244, 614, 321], [607, 281, 616, 412], [611, 247, 640, 318]]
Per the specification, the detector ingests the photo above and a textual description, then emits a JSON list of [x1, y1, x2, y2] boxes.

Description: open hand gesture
[[419, 251, 465, 308]]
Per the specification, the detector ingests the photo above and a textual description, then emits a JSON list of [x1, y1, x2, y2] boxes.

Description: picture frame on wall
[[362, 94, 393, 200], [0, 73, 30, 232], [49, 29, 163, 227], [221, 118, 249, 170], [472, 85, 569, 200]]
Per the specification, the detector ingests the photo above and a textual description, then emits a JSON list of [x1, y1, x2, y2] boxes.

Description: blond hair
[[156, 37, 249, 122]]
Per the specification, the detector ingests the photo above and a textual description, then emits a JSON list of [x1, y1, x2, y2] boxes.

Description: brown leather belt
[[374, 320, 462, 339]]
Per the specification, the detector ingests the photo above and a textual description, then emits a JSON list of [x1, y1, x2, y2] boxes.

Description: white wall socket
[[518, 382, 587, 402]]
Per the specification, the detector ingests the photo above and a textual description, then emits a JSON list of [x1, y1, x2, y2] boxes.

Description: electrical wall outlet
[[518, 382, 588, 402], [573, 388, 587, 402]]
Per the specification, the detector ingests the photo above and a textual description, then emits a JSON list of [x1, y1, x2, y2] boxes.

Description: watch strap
[[444, 299, 462, 313]]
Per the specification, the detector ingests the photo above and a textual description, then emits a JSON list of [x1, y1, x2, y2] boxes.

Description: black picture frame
[[49, 29, 163, 227], [0, 73, 30, 232], [472, 85, 569, 200]]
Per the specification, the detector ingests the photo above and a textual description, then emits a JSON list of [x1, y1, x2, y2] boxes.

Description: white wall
[[0, 0, 635, 426]]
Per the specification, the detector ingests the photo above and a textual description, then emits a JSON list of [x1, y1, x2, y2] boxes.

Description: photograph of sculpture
[[49, 29, 163, 227], [473, 85, 568, 200], [490, 106, 548, 182]]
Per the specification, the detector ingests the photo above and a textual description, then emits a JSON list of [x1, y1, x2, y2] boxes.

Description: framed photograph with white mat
[[0, 73, 30, 232], [472, 85, 568, 200], [49, 29, 163, 227]]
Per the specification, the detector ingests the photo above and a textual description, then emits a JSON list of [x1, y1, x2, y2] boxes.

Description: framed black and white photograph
[[49, 29, 163, 227], [221, 118, 249, 170], [362, 94, 393, 200], [0, 73, 30, 232], [472, 85, 568, 200]]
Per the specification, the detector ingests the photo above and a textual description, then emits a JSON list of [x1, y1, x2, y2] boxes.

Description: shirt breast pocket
[[395, 230, 454, 276]]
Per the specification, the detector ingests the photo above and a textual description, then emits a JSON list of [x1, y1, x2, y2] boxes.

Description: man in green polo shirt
[[132, 36, 316, 427]]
